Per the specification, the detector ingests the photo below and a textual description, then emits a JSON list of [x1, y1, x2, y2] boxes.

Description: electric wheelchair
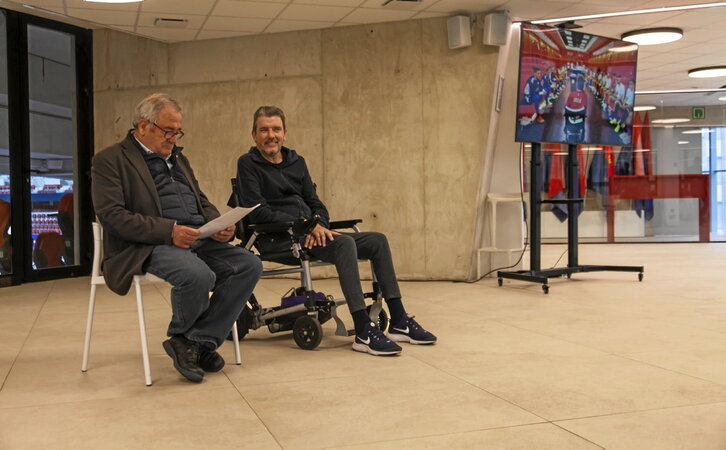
[[228, 179, 388, 350]]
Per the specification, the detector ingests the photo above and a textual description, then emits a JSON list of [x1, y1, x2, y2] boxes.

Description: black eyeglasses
[[152, 122, 184, 140]]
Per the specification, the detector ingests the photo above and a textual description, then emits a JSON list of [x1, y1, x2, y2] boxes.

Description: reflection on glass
[[524, 90, 726, 243], [0, 12, 12, 275], [703, 128, 726, 238], [27, 25, 78, 269]]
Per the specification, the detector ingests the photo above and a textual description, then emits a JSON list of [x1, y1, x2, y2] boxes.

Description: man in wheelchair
[[235, 106, 436, 356]]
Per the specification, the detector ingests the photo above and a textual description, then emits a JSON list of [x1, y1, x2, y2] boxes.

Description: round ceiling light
[[688, 66, 726, 78], [634, 106, 656, 111], [622, 27, 683, 45]]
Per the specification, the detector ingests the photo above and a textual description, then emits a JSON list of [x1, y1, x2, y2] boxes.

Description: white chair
[[81, 222, 241, 386], [477, 193, 526, 278]]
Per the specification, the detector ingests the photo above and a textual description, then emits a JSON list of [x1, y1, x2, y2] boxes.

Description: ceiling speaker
[[483, 12, 510, 46], [447, 15, 471, 49]]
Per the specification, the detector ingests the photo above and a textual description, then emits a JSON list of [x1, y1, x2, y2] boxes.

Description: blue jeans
[[145, 239, 262, 349]]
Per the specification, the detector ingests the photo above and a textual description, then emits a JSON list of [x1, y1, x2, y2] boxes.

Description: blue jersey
[[523, 75, 542, 104]]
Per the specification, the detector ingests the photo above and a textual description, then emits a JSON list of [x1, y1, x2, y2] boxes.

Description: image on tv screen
[[515, 23, 638, 146]]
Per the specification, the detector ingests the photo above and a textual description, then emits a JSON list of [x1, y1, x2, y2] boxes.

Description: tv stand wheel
[[542, 284, 549, 294], [497, 278, 503, 287], [638, 272, 643, 282]]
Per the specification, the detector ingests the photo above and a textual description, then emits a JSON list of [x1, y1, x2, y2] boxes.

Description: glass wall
[[524, 90, 726, 243], [0, 8, 92, 286], [0, 11, 11, 275], [27, 24, 78, 269], [704, 127, 726, 239]]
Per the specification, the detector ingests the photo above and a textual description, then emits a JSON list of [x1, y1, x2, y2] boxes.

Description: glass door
[[0, 9, 92, 286], [0, 11, 11, 281], [704, 128, 726, 238], [27, 24, 79, 272]]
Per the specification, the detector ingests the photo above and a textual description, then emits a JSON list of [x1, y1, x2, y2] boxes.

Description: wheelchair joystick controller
[[292, 215, 321, 236]]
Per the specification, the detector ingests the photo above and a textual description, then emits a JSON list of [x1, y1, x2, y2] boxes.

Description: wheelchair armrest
[[329, 219, 362, 230], [248, 217, 319, 237], [248, 221, 296, 234]]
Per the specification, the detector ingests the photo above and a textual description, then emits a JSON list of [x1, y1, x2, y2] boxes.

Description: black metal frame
[[497, 142, 644, 293], [1, 8, 93, 286]]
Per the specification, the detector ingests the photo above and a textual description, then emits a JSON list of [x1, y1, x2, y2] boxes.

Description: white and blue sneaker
[[352, 321, 402, 356], [387, 315, 437, 345]]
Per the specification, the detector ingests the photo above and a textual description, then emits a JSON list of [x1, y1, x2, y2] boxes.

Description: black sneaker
[[162, 335, 204, 382], [352, 321, 402, 356], [198, 348, 225, 372], [387, 315, 437, 345]]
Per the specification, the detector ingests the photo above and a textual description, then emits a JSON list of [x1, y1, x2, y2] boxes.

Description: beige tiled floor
[[0, 243, 725, 449]]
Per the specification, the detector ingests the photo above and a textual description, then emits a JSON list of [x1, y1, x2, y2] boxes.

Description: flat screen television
[[515, 23, 638, 146]]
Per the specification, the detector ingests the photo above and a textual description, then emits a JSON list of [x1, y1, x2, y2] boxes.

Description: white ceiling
[[4, 0, 726, 100]]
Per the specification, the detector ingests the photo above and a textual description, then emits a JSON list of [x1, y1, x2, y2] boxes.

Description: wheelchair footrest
[[335, 328, 356, 337]]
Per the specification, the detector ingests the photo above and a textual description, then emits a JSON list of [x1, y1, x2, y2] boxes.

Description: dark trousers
[[145, 239, 262, 349], [258, 232, 401, 313]]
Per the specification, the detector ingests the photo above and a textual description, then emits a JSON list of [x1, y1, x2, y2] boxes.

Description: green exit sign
[[692, 107, 706, 120]]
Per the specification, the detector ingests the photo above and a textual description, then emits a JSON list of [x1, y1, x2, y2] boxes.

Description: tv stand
[[497, 142, 644, 294]]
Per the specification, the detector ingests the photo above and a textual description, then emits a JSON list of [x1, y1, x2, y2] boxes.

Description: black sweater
[[236, 146, 330, 228]]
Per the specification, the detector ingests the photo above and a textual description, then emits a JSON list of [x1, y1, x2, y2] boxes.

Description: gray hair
[[132, 93, 182, 129], [252, 106, 286, 132]]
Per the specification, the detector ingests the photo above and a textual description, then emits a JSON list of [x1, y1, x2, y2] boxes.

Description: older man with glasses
[[92, 93, 262, 383]]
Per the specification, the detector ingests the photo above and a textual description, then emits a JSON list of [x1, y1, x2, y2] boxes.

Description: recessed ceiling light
[[688, 66, 726, 78], [609, 44, 639, 53], [634, 106, 656, 111], [637, 88, 726, 94], [622, 27, 683, 45], [682, 129, 713, 134], [83, 0, 142, 3], [678, 141, 690, 144], [530, 3, 726, 24], [651, 118, 691, 124]]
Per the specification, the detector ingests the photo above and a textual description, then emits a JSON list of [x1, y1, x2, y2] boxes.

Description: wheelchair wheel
[[366, 304, 389, 332], [292, 316, 323, 350]]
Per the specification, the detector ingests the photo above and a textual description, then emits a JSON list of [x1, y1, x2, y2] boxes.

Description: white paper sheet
[[198, 204, 259, 239]]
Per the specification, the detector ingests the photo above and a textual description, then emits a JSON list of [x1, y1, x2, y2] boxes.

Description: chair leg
[[231, 321, 241, 365], [134, 279, 153, 386], [81, 284, 97, 372]]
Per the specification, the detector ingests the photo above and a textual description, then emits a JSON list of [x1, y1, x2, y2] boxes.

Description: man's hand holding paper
[[198, 204, 259, 239]]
